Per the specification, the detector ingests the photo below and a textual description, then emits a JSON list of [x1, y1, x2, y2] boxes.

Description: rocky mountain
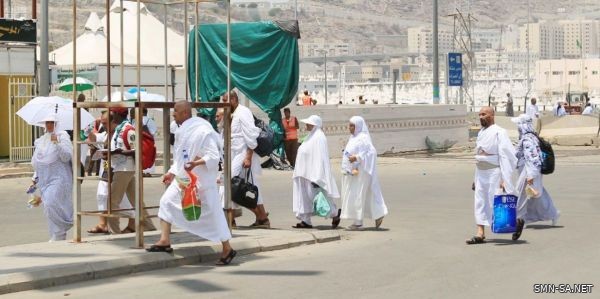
[[6, 0, 600, 53]]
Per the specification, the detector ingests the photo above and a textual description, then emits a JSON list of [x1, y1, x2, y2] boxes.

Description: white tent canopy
[[50, 1, 185, 66]]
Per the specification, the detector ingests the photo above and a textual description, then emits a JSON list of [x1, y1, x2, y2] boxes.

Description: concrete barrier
[[149, 104, 469, 158], [255, 104, 469, 157]]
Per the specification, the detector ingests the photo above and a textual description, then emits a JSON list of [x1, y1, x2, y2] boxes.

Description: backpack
[[537, 136, 555, 175], [253, 116, 275, 157], [122, 125, 157, 170], [528, 133, 555, 175]]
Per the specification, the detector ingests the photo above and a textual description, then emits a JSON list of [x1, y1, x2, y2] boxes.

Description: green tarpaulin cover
[[188, 21, 300, 149]]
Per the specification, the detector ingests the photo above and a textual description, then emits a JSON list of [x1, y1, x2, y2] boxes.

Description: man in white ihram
[[148, 101, 236, 266], [223, 91, 270, 228], [466, 107, 516, 245]]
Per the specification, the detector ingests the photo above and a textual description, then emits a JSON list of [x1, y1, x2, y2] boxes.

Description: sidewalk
[[0, 228, 345, 295]]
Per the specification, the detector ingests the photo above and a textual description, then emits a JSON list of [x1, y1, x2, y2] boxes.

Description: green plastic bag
[[313, 190, 331, 218]]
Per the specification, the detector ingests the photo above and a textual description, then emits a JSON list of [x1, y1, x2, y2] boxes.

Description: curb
[[0, 230, 345, 295]]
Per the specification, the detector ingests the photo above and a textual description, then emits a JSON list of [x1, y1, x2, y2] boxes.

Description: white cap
[[511, 114, 532, 124], [300, 115, 322, 127], [38, 113, 58, 124]]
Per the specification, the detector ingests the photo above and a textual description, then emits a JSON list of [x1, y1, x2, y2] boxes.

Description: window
[[568, 71, 580, 75], [552, 71, 563, 75]]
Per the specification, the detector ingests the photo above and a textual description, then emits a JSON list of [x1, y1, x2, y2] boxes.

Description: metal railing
[[70, 0, 234, 248]]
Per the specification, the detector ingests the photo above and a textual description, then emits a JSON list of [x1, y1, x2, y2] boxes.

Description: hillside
[[6, 0, 600, 53]]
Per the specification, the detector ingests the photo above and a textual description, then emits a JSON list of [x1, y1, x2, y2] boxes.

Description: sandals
[[375, 217, 384, 229], [331, 209, 341, 229], [250, 218, 271, 229], [121, 227, 135, 234], [215, 249, 237, 266], [512, 219, 525, 241], [346, 224, 363, 231], [465, 236, 486, 245], [292, 221, 313, 229], [146, 244, 173, 253], [87, 225, 109, 234]]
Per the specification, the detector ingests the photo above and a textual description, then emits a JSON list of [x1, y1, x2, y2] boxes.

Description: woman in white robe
[[340, 116, 388, 229], [292, 115, 341, 228], [511, 114, 560, 240], [30, 114, 73, 241]]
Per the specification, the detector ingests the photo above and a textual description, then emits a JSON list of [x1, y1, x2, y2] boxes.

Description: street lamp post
[[432, 0, 440, 104], [525, 0, 531, 109], [317, 50, 328, 105], [323, 51, 328, 105], [40, 0, 49, 96]]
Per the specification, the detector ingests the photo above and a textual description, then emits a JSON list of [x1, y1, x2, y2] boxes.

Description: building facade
[[520, 21, 564, 59], [535, 58, 600, 99], [559, 20, 600, 58]]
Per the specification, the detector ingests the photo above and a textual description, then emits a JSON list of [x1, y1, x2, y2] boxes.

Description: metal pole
[[107, 0, 114, 223], [445, 54, 449, 104], [225, 0, 233, 229], [580, 20, 584, 93], [39, 0, 49, 96], [184, 0, 189, 100], [135, 0, 143, 248], [294, 0, 297, 19], [194, 1, 199, 102], [324, 52, 328, 105], [392, 70, 398, 104], [72, 0, 81, 243], [0, 0, 4, 18], [120, 0, 124, 98], [163, 4, 171, 173], [432, 0, 440, 104], [227, 1, 231, 97], [32, 0, 36, 20], [106, 0, 112, 99], [526, 0, 530, 104]]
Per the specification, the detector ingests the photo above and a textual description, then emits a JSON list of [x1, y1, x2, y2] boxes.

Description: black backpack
[[253, 116, 275, 157], [529, 133, 555, 175]]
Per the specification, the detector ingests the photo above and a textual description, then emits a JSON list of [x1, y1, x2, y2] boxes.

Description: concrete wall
[[253, 104, 469, 158], [0, 47, 35, 75], [149, 104, 469, 158]]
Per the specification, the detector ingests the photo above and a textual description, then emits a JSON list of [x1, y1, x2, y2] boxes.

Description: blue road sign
[[448, 53, 463, 87]]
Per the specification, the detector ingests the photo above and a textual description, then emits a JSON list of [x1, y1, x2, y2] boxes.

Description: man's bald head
[[173, 100, 192, 125], [479, 106, 495, 128], [223, 91, 239, 110]]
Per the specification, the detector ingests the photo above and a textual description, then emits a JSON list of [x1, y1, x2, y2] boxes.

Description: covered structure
[[51, 1, 184, 66]]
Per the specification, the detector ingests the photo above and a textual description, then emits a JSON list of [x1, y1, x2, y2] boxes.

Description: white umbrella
[[101, 91, 166, 102], [135, 91, 166, 102], [16, 96, 96, 131], [101, 91, 136, 102]]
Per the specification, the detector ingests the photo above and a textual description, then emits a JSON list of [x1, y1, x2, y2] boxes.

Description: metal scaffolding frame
[[70, 0, 234, 248]]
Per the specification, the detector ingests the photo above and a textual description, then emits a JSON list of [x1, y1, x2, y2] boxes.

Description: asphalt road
[[1, 153, 599, 298]]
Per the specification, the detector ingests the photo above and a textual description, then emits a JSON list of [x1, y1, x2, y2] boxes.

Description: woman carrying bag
[[340, 116, 388, 230], [292, 115, 341, 229]]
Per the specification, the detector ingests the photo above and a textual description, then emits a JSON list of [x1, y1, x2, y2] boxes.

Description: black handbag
[[231, 169, 258, 209]]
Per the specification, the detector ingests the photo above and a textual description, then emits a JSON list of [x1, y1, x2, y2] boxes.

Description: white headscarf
[[350, 116, 369, 136], [294, 115, 339, 199], [300, 115, 322, 142], [511, 114, 542, 167], [32, 113, 72, 167], [344, 116, 377, 176], [37, 113, 59, 133]]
